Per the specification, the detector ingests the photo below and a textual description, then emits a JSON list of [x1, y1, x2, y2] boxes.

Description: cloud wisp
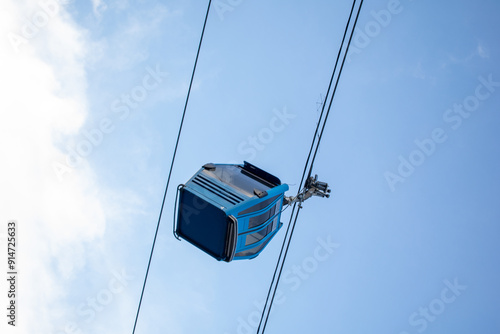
[[0, 1, 124, 333]]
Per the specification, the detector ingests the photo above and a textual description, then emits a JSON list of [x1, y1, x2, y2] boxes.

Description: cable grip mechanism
[[284, 174, 331, 208]]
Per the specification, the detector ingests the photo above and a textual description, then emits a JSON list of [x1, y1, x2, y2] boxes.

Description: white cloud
[[444, 41, 491, 66], [0, 0, 111, 332], [476, 41, 489, 59], [90, 4, 178, 71], [92, 0, 108, 18]]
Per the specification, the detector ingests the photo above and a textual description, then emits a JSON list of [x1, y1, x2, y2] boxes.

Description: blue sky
[[1, 0, 499, 333]]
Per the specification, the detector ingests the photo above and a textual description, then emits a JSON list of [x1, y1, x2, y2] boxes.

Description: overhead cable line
[[255, 1, 364, 333], [131, 1, 212, 333], [306, 0, 364, 182]]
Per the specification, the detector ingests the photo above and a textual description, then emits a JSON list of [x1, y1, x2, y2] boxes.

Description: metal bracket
[[284, 175, 331, 207]]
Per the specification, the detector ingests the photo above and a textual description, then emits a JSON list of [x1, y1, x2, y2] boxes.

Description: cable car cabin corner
[[174, 162, 289, 262]]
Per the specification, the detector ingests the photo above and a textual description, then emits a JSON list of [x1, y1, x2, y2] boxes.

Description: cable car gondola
[[174, 162, 287, 262], [173, 161, 330, 262]]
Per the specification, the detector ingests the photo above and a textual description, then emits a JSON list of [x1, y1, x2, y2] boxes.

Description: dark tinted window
[[177, 190, 228, 260], [238, 195, 280, 216], [245, 226, 268, 246], [236, 237, 272, 258], [248, 203, 277, 229], [245, 216, 279, 246]]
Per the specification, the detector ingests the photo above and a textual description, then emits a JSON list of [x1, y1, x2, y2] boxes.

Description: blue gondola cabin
[[174, 162, 289, 262]]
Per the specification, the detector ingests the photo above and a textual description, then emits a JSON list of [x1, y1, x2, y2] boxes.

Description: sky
[[1, 0, 499, 333]]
